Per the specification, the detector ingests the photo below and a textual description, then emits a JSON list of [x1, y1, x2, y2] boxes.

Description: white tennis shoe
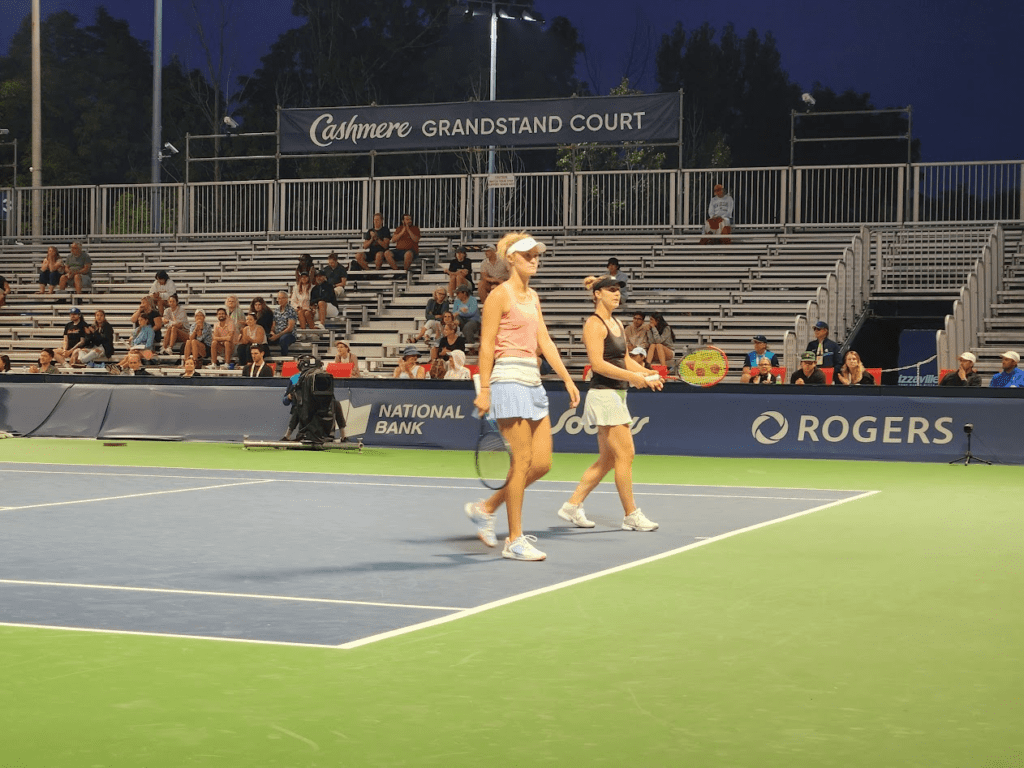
[[465, 501, 497, 547], [557, 502, 596, 528], [622, 508, 659, 531], [502, 534, 546, 561]]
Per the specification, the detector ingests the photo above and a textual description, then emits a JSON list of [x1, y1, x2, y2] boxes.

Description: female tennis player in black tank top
[[555, 275, 663, 532]]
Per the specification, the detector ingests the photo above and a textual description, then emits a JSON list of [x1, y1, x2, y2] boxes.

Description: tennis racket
[[472, 374, 511, 490], [677, 345, 730, 387]]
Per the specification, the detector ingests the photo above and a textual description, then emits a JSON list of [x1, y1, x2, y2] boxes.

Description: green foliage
[[109, 191, 177, 235]]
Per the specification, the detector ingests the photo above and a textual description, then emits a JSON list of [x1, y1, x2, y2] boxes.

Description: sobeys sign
[[279, 93, 679, 154]]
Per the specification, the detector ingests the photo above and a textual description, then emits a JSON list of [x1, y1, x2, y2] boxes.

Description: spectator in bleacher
[[700, 184, 734, 245], [182, 309, 212, 366], [120, 351, 151, 376], [433, 318, 466, 363], [237, 311, 267, 367], [271, 291, 298, 358], [148, 270, 177, 314], [333, 339, 360, 377], [624, 312, 652, 352], [29, 348, 59, 374], [0, 273, 8, 308], [410, 286, 450, 343], [629, 346, 650, 370], [452, 284, 481, 344], [940, 352, 982, 387], [647, 312, 675, 368], [291, 271, 315, 330], [210, 306, 238, 369], [294, 254, 315, 283], [58, 241, 92, 294], [748, 357, 779, 384], [131, 296, 164, 349], [392, 213, 421, 271], [393, 345, 427, 379], [180, 356, 201, 378], [249, 296, 274, 339], [604, 258, 628, 304], [445, 246, 473, 296], [37, 246, 64, 294], [225, 295, 245, 329], [429, 357, 448, 380], [354, 212, 392, 270], [111, 312, 156, 369], [321, 252, 348, 300], [53, 306, 87, 365], [70, 309, 115, 367], [806, 320, 840, 372], [0, 354, 11, 373], [989, 351, 1024, 388], [310, 269, 339, 330], [740, 335, 780, 383], [836, 350, 874, 386], [444, 348, 472, 380], [790, 351, 827, 385], [478, 244, 509, 303], [159, 294, 188, 354], [242, 343, 274, 378]]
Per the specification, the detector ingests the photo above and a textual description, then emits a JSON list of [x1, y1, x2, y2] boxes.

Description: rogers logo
[[551, 409, 649, 436], [751, 411, 789, 445]]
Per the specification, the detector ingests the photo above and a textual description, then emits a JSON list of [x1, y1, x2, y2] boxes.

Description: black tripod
[[949, 425, 992, 465]]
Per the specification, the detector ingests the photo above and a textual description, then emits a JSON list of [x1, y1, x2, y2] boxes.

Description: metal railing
[[1, 160, 1021, 241]]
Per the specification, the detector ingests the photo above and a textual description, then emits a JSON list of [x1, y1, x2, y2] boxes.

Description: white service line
[[0, 579, 466, 612], [0, 480, 274, 512]]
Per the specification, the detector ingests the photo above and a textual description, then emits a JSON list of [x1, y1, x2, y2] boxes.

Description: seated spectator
[[354, 212, 391, 270], [445, 246, 473, 295], [629, 346, 650, 370], [271, 291, 298, 358], [699, 183, 734, 245], [0, 273, 7, 308], [310, 269, 339, 329], [940, 352, 982, 387], [53, 306, 87, 365], [148, 270, 177, 314], [225, 294, 245, 329], [122, 312, 156, 364], [180, 356, 201, 378], [29, 348, 59, 374], [647, 312, 675, 367], [452, 284, 481, 344], [836, 350, 874, 385], [624, 312, 652, 352], [182, 309, 212, 366], [131, 296, 164, 349], [58, 241, 92, 294], [120, 351, 151, 376], [294, 253, 315, 283], [333, 340, 360, 377], [393, 345, 426, 379], [70, 309, 115, 367], [0, 354, 11, 373], [291, 271, 315, 330], [790, 351, 827, 385], [242, 343, 274, 378], [410, 286, 450, 343], [806, 320, 840, 372], [432, 316, 466, 363], [392, 213, 421, 271], [237, 311, 267, 368], [605, 258, 629, 304], [321, 252, 348, 300], [989, 351, 1024, 388], [478, 244, 509, 303], [37, 246, 64, 294], [444, 349, 472, 380], [747, 357, 779, 384], [740, 335, 780, 383], [250, 296, 274, 339], [159, 293, 188, 354], [429, 357, 447, 380], [210, 306, 238, 369]]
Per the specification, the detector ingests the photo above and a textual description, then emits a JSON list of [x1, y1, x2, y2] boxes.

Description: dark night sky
[[2, 0, 1021, 163]]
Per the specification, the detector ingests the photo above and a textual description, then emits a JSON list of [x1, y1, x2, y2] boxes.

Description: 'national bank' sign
[[279, 93, 680, 154]]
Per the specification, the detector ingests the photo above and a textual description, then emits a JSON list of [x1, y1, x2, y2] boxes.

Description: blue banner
[[897, 329, 939, 386]]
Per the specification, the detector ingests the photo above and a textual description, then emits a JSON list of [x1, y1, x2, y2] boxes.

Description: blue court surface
[[0, 463, 871, 648]]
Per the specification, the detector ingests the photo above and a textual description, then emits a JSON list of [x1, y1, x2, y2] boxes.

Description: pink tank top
[[494, 282, 540, 359]]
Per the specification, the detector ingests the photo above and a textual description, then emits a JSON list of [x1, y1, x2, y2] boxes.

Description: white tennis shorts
[[582, 388, 631, 428]]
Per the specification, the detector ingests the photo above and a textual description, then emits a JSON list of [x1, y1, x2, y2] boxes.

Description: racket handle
[[472, 373, 481, 396]]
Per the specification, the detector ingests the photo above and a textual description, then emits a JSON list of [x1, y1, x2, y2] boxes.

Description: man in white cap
[[939, 352, 982, 387], [477, 243, 508, 304], [989, 351, 1024, 388]]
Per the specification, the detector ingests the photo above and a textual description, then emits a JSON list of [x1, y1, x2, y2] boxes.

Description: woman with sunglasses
[[465, 232, 580, 562]]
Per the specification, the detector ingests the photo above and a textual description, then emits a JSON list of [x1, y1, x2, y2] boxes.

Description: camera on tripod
[[963, 423, 973, 435]]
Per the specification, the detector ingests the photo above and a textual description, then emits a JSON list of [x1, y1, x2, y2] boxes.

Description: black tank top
[[590, 314, 628, 390]]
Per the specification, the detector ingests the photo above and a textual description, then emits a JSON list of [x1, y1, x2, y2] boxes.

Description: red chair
[[466, 364, 479, 377], [651, 364, 669, 379], [938, 368, 955, 384], [266, 362, 277, 375], [326, 362, 353, 378], [865, 367, 882, 385], [280, 360, 299, 378], [582, 364, 592, 381], [823, 368, 834, 385], [771, 366, 786, 381]]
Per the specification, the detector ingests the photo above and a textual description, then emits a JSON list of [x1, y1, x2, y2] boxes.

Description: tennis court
[[1, 438, 1021, 767]]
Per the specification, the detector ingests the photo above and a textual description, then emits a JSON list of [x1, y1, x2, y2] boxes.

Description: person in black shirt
[[790, 351, 827, 385], [432, 319, 466, 363], [353, 213, 392, 270], [321, 251, 348, 300], [311, 269, 339, 329], [54, 307, 87, 365], [445, 246, 473, 296], [939, 351, 983, 387], [71, 309, 115, 366]]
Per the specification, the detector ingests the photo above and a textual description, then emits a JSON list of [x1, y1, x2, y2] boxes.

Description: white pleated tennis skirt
[[490, 380, 549, 421], [582, 388, 631, 428]]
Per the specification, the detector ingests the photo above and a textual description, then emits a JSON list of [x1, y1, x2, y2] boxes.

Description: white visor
[[506, 237, 547, 256]]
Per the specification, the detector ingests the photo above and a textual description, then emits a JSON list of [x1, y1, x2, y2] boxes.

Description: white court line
[[0, 480, 274, 511], [338, 490, 882, 650], [0, 579, 465, 612]]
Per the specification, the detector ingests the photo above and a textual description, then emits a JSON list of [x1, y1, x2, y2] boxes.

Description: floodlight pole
[[487, 0, 497, 233], [31, 0, 42, 239], [151, 0, 164, 234]]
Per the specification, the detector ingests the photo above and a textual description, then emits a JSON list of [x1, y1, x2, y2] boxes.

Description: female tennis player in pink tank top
[[465, 232, 580, 562]]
